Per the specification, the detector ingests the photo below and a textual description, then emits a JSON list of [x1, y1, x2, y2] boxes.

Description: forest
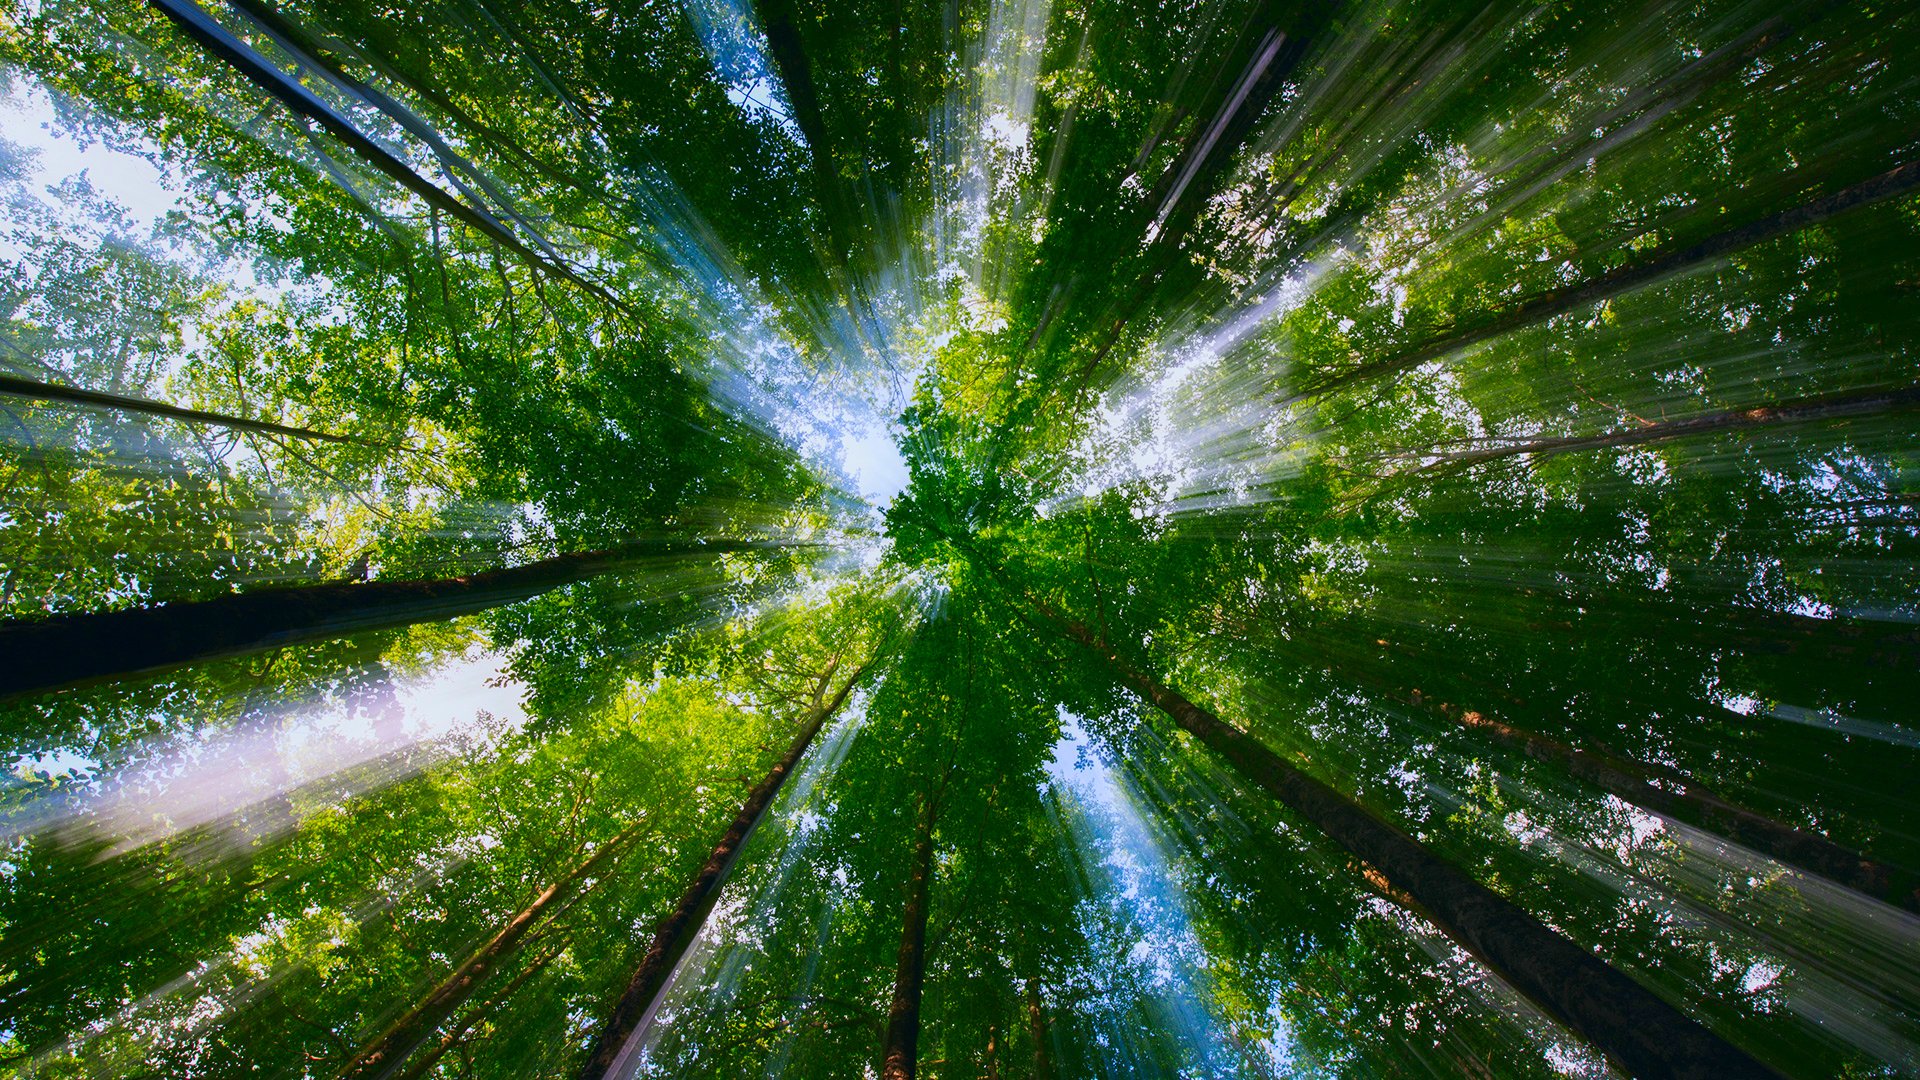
[[0, 0, 1915, 1076]]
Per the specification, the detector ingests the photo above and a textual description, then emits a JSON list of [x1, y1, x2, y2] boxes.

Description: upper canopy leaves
[[0, 0, 1916, 1076]]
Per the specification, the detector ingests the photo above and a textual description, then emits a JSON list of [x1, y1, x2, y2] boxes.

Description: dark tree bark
[[1031, 603, 1781, 1080], [578, 658, 870, 1079], [1398, 385, 1920, 475], [337, 826, 644, 1080], [752, 0, 858, 263], [1024, 975, 1054, 1080], [880, 792, 937, 1080], [1580, 594, 1920, 675], [221, 0, 624, 212], [0, 372, 367, 444], [145, 0, 624, 310], [1285, 158, 1920, 405], [390, 947, 562, 1080], [0, 539, 774, 698], [1406, 691, 1920, 915]]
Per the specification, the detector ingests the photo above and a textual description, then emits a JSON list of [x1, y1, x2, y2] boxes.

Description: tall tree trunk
[[220, 0, 565, 264], [390, 946, 563, 1080], [1285, 157, 1920, 406], [0, 371, 367, 444], [1397, 384, 1920, 475], [579, 660, 869, 1079], [1024, 975, 1053, 1080], [1277, 624, 1920, 912], [144, 0, 624, 311], [1033, 606, 1780, 1080], [222, 0, 620, 213], [1406, 691, 1920, 914], [1607, 592, 1920, 672], [880, 792, 937, 1080], [337, 826, 644, 1080], [752, 0, 856, 263], [0, 538, 774, 699]]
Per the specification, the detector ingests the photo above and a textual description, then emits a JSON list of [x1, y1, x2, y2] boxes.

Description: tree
[[3, 0, 1916, 1077], [336, 822, 646, 1080], [0, 538, 783, 698], [581, 583, 897, 1078], [982, 557, 1775, 1079]]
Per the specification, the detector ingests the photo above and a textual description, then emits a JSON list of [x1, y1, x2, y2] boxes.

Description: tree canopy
[[0, 0, 1915, 1077]]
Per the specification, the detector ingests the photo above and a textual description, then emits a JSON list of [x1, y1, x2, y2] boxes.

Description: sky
[[840, 422, 910, 505], [0, 83, 183, 226]]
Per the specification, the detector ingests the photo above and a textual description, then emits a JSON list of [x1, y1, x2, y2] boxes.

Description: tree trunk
[[337, 826, 644, 1080], [1622, 594, 1920, 671], [144, 0, 623, 311], [222, 0, 621, 214], [0, 372, 366, 444], [880, 792, 937, 1080], [752, 0, 856, 262], [1401, 385, 1920, 475], [578, 662, 867, 1079], [1037, 610, 1780, 1080], [1024, 976, 1053, 1080], [390, 947, 563, 1080], [1279, 627, 1920, 912], [0, 538, 773, 699], [1408, 691, 1920, 914], [1286, 158, 1920, 405]]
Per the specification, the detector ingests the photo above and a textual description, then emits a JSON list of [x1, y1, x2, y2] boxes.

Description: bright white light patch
[[0, 84, 184, 227], [840, 425, 909, 505]]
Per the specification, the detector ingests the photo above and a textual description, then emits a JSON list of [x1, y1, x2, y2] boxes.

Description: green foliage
[[0, 0, 1915, 1077]]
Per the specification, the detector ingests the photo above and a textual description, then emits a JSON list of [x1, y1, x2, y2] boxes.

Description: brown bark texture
[[0, 539, 770, 699], [1285, 158, 1920, 406], [0, 372, 365, 444], [391, 947, 562, 1080], [880, 793, 937, 1080], [578, 661, 866, 1079], [337, 826, 644, 1080], [1403, 385, 1920, 474], [1044, 613, 1782, 1080], [1024, 975, 1054, 1080], [1413, 692, 1920, 914]]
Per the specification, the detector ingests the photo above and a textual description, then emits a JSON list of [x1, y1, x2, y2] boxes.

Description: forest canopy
[[0, 0, 1916, 1077]]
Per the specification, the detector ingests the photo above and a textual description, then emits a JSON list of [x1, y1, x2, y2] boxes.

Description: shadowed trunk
[[752, 0, 858, 263], [390, 947, 562, 1080], [222, 0, 622, 210], [337, 826, 644, 1080], [1024, 975, 1054, 1080], [880, 792, 937, 1080], [1030, 601, 1781, 1080], [1272, 623, 1920, 912], [1406, 690, 1920, 914], [145, 0, 621, 309], [0, 372, 367, 443], [0, 539, 774, 699], [1286, 158, 1920, 405], [579, 658, 870, 1079], [1397, 385, 1920, 475]]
